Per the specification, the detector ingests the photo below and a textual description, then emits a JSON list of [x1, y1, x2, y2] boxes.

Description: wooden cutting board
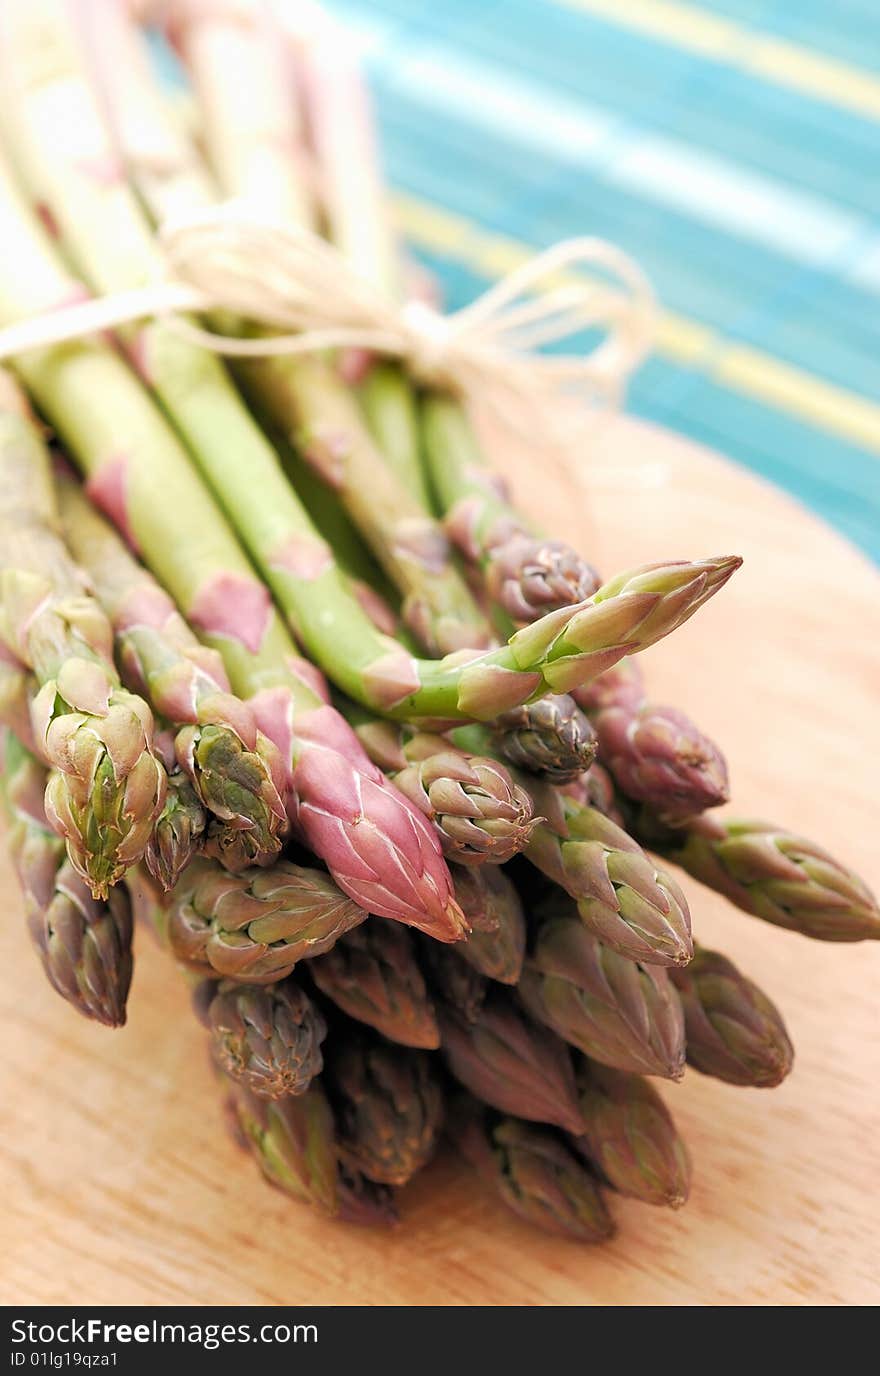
[[1, 416, 878, 1307]]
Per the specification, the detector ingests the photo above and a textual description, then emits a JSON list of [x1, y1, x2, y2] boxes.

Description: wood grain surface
[[1, 416, 878, 1307]]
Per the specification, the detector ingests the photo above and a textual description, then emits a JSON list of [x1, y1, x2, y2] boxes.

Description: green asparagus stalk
[[1, 728, 133, 1025], [575, 660, 729, 822], [272, 438, 400, 620], [453, 1097, 614, 1243], [449, 863, 527, 984], [519, 897, 686, 1079], [356, 362, 433, 510], [668, 946, 794, 1087], [324, 1030, 444, 1186], [645, 813, 880, 943], [58, 477, 289, 868], [166, 857, 366, 983], [0, 368, 166, 896], [439, 990, 583, 1133], [0, 153, 465, 941], [223, 1073, 339, 1214], [309, 920, 440, 1049], [572, 1060, 691, 1207], [199, 976, 327, 1099]]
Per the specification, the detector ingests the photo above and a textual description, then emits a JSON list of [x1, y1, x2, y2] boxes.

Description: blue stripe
[[330, 0, 880, 214]]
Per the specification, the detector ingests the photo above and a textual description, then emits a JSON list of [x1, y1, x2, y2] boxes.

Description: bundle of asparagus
[[0, 0, 876, 1246]]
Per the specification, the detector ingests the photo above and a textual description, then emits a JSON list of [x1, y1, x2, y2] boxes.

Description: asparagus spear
[[293, 10, 603, 635], [356, 362, 433, 510], [58, 476, 289, 868], [436, 719, 692, 969], [418, 390, 737, 817], [668, 946, 794, 1088], [291, 7, 404, 303], [241, 355, 495, 657], [0, 155, 465, 941], [646, 813, 880, 943], [422, 394, 602, 625], [439, 990, 583, 1133], [575, 660, 729, 822], [217, 1008, 396, 1222], [174, 0, 493, 659], [519, 898, 686, 1079], [431, 721, 693, 969], [572, 1060, 691, 1207], [198, 976, 327, 1099], [353, 717, 537, 865], [0, 368, 166, 895], [453, 1097, 614, 1243], [1, 728, 133, 1025], [223, 1073, 340, 1214], [166, 857, 366, 983], [77, 0, 741, 720], [323, 1030, 444, 1186], [143, 734, 207, 891], [449, 863, 527, 985], [523, 786, 693, 968], [309, 920, 440, 1049], [274, 439, 401, 622], [490, 693, 597, 784], [418, 935, 490, 1025]]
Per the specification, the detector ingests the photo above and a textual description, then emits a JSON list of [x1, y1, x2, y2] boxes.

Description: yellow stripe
[[557, 0, 880, 122], [393, 193, 880, 456]]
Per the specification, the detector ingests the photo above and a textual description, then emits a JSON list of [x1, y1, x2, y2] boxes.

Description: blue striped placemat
[[325, 0, 880, 562]]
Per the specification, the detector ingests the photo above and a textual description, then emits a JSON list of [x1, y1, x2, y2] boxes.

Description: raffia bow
[[0, 201, 655, 436]]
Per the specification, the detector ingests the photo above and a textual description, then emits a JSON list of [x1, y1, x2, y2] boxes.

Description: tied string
[[0, 202, 655, 438]]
